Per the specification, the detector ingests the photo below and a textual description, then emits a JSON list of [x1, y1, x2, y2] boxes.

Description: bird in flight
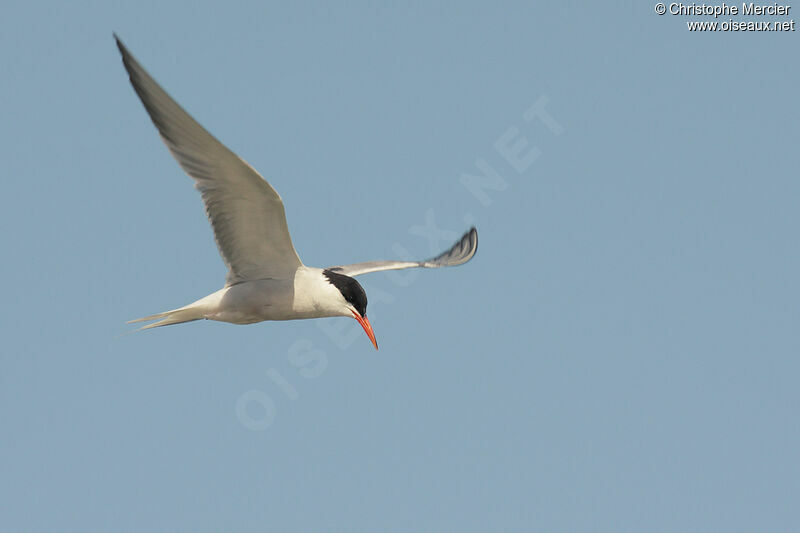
[[115, 35, 478, 349]]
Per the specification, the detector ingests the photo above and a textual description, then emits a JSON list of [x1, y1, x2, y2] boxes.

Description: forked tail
[[127, 305, 204, 330]]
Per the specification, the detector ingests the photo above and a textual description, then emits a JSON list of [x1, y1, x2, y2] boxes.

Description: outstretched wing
[[115, 35, 303, 285], [327, 227, 478, 277]]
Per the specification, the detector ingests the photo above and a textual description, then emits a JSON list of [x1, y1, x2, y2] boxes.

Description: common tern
[[116, 35, 478, 349]]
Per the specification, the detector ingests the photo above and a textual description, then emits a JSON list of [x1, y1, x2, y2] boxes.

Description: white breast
[[191, 267, 348, 324]]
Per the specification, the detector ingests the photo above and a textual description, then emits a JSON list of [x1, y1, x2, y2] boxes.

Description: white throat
[[291, 266, 352, 319]]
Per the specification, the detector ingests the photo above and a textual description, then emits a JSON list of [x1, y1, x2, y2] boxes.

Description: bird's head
[[322, 269, 378, 350]]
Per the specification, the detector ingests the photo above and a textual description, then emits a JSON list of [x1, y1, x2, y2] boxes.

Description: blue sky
[[2, 1, 799, 531]]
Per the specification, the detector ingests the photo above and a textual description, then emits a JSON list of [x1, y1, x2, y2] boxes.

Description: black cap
[[323, 269, 368, 317]]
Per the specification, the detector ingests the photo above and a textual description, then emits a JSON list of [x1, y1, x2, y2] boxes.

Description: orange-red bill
[[352, 310, 378, 350]]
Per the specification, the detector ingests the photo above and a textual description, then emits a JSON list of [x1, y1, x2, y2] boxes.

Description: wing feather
[[115, 35, 303, 284], [328, 227, 477, 277]]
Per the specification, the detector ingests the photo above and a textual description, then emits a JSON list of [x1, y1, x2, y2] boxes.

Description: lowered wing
[[327, 227, 477, 277]]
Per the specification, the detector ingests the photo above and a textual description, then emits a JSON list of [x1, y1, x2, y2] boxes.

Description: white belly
[[197, 267, 347, 324], [205, 279, 294, 323]]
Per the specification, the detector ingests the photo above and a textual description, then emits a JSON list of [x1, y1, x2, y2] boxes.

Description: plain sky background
[[2, 1, 799, 531]]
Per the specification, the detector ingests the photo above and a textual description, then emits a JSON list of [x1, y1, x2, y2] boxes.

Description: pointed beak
[[352, 311, 378, 350]]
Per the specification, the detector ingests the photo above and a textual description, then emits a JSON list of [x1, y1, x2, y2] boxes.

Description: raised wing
[[115, 35, 303, 285], [327, 227, 477, 277]]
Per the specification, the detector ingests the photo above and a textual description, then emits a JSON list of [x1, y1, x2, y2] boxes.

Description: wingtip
[[469, 226, 478, 255], [459, 226, 478, 260], [113, 33, 129, 57]]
